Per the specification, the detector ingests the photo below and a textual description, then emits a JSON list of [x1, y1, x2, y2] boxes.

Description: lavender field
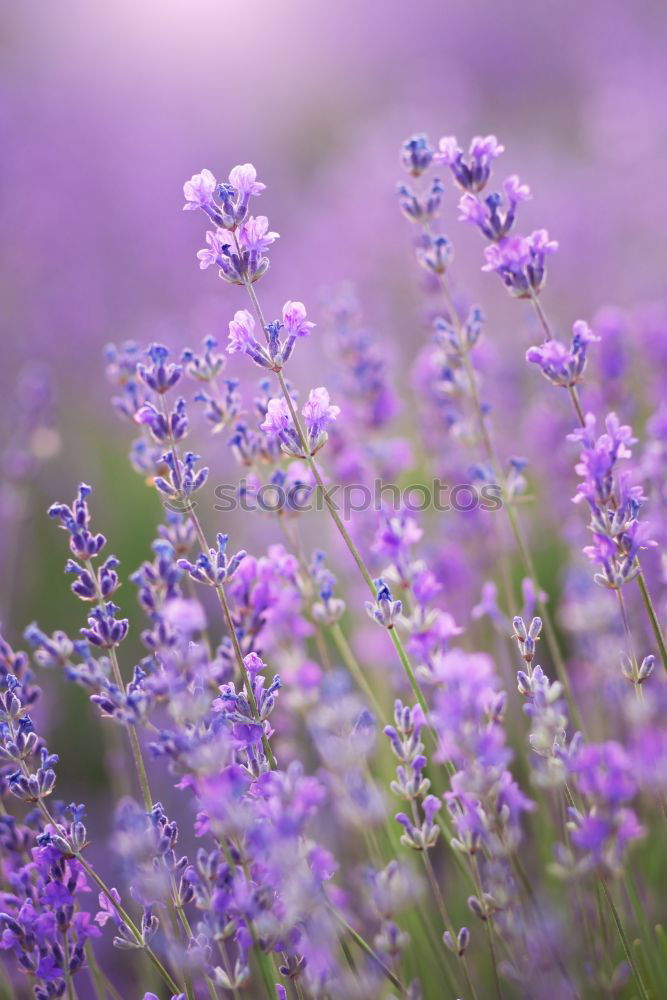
[[2, 2, 667, 998]]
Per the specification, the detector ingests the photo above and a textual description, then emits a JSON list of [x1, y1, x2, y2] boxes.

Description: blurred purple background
[[2, 0, 667, 639]]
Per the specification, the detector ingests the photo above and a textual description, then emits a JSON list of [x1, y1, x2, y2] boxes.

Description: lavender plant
[[1, 139, 667, 1000]]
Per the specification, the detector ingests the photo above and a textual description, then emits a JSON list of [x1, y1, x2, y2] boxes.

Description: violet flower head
[[227, 309, 259, 355], [458, 174, 531, 241], [415, 232, 453, 275], [178, 533, 247, 588], [366, 578, 402, 629], [184, 163, 264, 228], [512, 615, 542, 665], [566, 742, 644, 876], [302, 387, 341, 440], [482, 229, 558, 298], [397, 176, 445, 225], [48, 484, 106, 560], [395, 793, 441, 851], [226, 302, 315, 372], [569, 412, 654, 588], [137, 343, 183, 395], [181, 336, 225, 382], [186, 163, 273, 284], [310, 552, 346, 625], [261, 388, 339, 457], [436, 134, 504, 192], [260, 397, 292, 437], [237, 215, 279, 253], [196, 229, 227, 271], [400, 134, 435, 176], [517, 662, 577, 789], [282, 300, 315, 339], [526, 320, 600, 388], [228, 162, 265, 197], [183, 168, 217, 211]]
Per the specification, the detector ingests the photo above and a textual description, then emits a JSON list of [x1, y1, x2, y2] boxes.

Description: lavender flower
[[526, 320, 600, 387], [6, 141, 667, 1000], [435, 134, 505, 192], [178, 533, 247, 587], [569, 412, 655, 588], [226, 302, 315, 371], [482, 229, 559, 298], [400, 134, 434, 176], [366, 579, 402, 629], [260, 387, 340, 457], [458, 175, 531, 240]]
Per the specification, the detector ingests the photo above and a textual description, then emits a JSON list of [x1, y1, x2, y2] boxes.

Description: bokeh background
[[2, 0, 667, 796]]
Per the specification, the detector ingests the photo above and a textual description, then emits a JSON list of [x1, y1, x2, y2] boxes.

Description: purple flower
[[260, 398, 291, 438], [260, 388, 339, 457], [282, 300, 315, 338], [526, 320, 599, 387], [400, 134, 434, 176], [569, 412, 654, 588], [397, 176, 444, 224], [302, 387, 340, 438], [196, 229, 227, 270], [458, 193, 488, 227], [366, 578, 402, 629], [458, 174, 531, 240], [227, 309, 258, 354], [162, 598, 206, 634], [183, 168, 217, 211], [228, 163, 265, 196], [237, 215, 279, 253], [482, 229, 558, 298], [436, 134, 504, 192], [570, 742, 636, 806]]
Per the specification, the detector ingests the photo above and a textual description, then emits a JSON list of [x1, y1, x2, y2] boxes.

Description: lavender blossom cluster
[[1, 137, 667, 1000]]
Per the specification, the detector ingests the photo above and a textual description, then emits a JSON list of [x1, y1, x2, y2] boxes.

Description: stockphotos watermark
[[175, 479, 504, 517]]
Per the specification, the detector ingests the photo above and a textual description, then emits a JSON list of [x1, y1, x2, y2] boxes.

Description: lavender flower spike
[[482, 229, 559, 298], [436, 134, 505, 192], [526, 320, 600, 387]]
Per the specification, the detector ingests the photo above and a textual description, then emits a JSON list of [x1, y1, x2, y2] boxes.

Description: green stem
[[157, 400, 277, 769], [470, 857, 504, 1000], [86, 941, 124, 1000], [600, 880, 650, 1000], [175, 902, 223, 1000], [529, 298, 667, 677], [330, 622, 386, 720], [84, 942, 108, 1000], [240, 266, 432, 726], [63, 933, 76, 1000], [76, 854, 181, 996], [331, 909, 406, 994], [434, 273, 582, 731], [530, 291, 553, 342], [638, 570, 667, 674], [387, 626, 431, 725], [84, 559, 154, 811], [418, 833, 474, 999], [626, 871, 664, 993]]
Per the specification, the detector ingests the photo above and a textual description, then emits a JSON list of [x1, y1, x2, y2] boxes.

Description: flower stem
[[330, 908, 407, 994], [75, 854, 182, 996], [528, 298, 667, 676], [157, 400, 277, 768], [637, 569, 667, 674], [85, 941, 124, 1000], [240, 270, 432, 726], [601, 879, 650, 1000], [434, 273, 582, 730], [84, 559, 154, 811], [330, 621, 386, 720]]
